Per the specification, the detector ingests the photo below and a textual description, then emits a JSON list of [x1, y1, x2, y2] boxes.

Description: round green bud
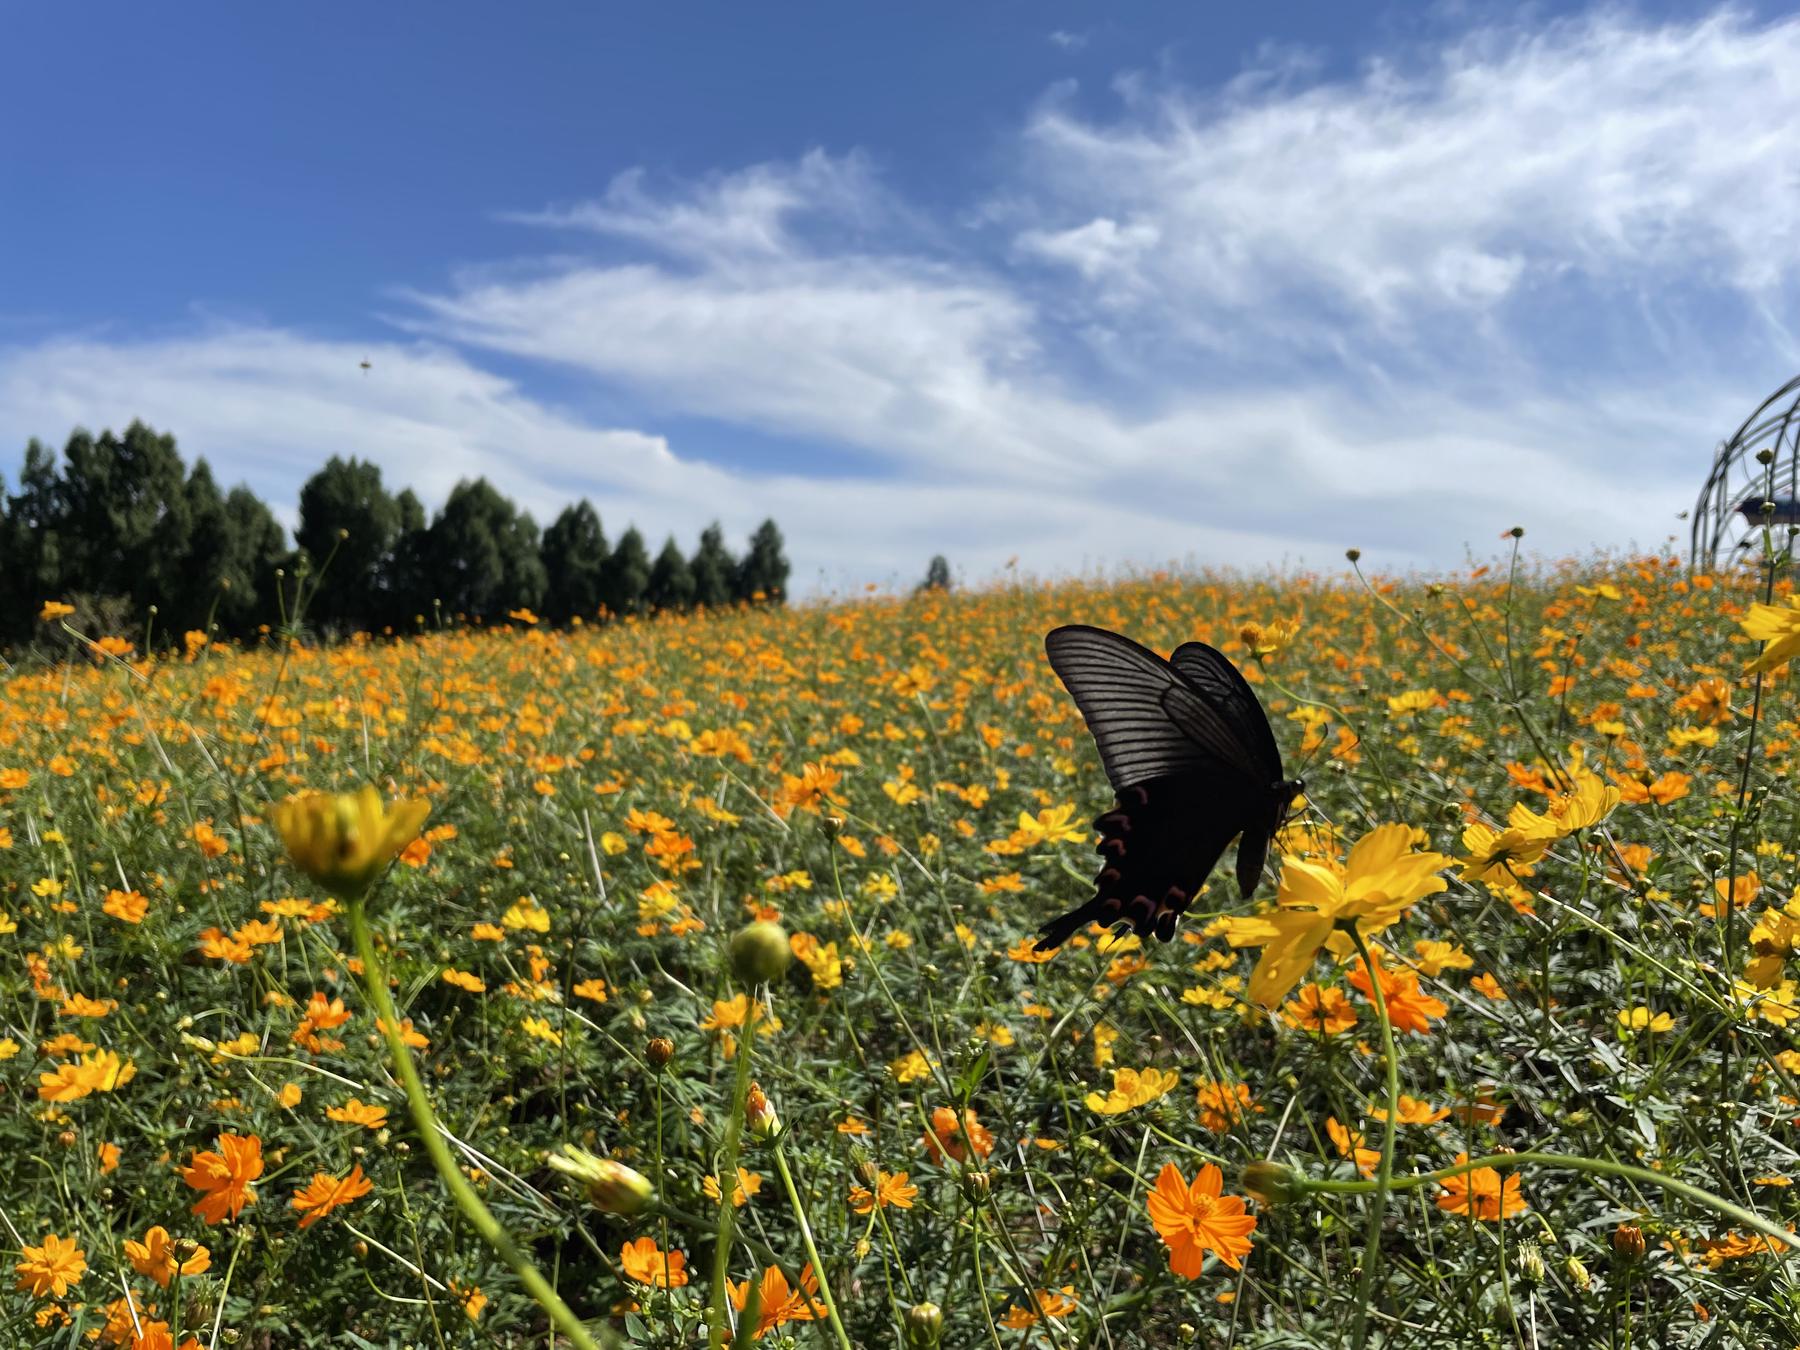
[[730, 920, 792, 986]]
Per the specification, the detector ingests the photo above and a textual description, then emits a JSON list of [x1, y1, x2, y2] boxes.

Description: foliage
[[0, 425, 791, 651], [5, 552, 1800, 1347]]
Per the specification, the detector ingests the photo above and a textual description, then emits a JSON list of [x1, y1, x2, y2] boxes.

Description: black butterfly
[[1035, 624, 1303, 950]]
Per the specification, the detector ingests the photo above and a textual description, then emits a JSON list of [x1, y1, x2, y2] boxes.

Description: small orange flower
[[326, 1098, 389, 1130], [848, 1169, 918, 1214], [1145, 1162, 1257, 1276], [14, 1233, 85, 1299], [291, 1164, 374, 1229], [620, 1236, 688, 1287], [1437, 1153, 1527, 1221], [123, 1226, 211, 1287], [921, 1107, 995, 1165], [180, 1132, 264, 1225], [728, 1264, 825, 1336]]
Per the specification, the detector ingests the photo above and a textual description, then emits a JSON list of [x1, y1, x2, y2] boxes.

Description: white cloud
[[1013, 9, 1800, 344], [1048, 29, 1089, 51]]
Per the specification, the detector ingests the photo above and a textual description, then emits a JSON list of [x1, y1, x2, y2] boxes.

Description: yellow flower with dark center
[[271, 786, 430, 901]]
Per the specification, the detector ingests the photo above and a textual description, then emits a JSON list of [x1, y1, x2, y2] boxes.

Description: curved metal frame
[[1692, 373, 1800, 568]]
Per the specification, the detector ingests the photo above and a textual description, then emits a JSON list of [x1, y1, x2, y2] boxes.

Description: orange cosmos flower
[[180, 1132, 264, 1225], [1145, 1162, 1257, 1276], [921, 1107, 995, 1165], [123, 1226, 211, 1287], [291, 1164, 374, 1229], [14, 1233, 85, 1298], [728, 1263, 825, 1336], [620, 1236, 689, 1287], [1437, 1153, 1527, 1221], [326, 1098, 388, 1130], [848, 1169, 918, 1214]]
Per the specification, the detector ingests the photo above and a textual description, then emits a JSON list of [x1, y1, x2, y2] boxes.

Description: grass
[[4, 546, 1800, 1347]]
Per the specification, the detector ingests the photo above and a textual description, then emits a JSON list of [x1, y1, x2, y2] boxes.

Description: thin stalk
[[707, 1009, 759, 1349], [347, 900, 600, 1350], [1348, 928, 1400, 1350], [768, 1136, 856, 1350]]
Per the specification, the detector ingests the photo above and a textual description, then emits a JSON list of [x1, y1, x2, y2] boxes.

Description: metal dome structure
[[1692, 373, 1800, 568]]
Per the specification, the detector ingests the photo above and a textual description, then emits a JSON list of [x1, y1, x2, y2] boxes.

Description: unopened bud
[[746, 1082, 780, 1138], [646, 1036, 674, 1068], [1508, 526, 1525, 539], [546, 1145, 654, 1215], [903, 1302, 944, 1348], [1516, 1239, 1545, 1284], [1241, 1159, 1304, 1207], [1345, 548, 1362, 563], [1566, 1255, 1590, 1290], [1612, 1222, 1647, 1262], [961, 1169, 991, 1201], [730, 920, 792, 986]]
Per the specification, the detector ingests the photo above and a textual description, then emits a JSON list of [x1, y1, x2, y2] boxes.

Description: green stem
[[347, 900, 600, 1350], [707, 1007, 759, 1349], [1347, 928, 1399, 1350], [769, 1137, 856, 1350], [1295, 1151, 1798, 1256]]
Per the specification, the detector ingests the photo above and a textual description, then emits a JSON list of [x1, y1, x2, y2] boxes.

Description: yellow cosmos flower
[[1225, 823, 1450, 1007], [1506, 772, 1620, 839], [271, 786, 430, 901], [1086, 1066, 1179, 1115], [1740, 595, 1800, 674]]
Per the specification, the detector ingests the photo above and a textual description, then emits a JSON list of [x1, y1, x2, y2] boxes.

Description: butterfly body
[[1035, 625, 1301, 951]]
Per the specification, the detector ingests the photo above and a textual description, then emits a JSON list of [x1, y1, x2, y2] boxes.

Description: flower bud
[[730, 920, 792, 986], [646, 1036, 674, 1068], [903, 1302, 944, 1348], [961, 1169, 991, 1202], [546, 1145, 654, 1215], [746, 1082, 780, 1138], [1516, 1239, 1545, 1285], [1345, 548, 1362, 563], [1565, 1255, 1590, 1291], [1241, 1160, 1304, 1207], [1612, 1222, 1646, 1262]]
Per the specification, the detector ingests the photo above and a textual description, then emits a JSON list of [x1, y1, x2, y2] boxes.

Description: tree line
[[0, 422, 790, 648]]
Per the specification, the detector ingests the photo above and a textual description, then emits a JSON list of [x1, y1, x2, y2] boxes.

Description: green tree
[[735, 518, 790, 604], [218, 486, 289, 635], [917, 554, 952, 594], [541, 500, 609, 623], [424, 478, 548, 619], [296, 456, 400, 632], [690, 522, 736, 608], [600, 526, 651, 617], [381, 488, 429, 631], [0, 443, 68, 645], [58, 422, 193, 616], [646, 536, 697, 612]]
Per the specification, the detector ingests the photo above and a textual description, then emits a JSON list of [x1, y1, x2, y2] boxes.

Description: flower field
[[6, 551, 1800, 1347]]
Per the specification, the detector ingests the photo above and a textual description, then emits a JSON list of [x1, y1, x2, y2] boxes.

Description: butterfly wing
[[1035, 774, 1248, 949], [1044, 626, 1263, 790], [1168, 641, 1283, 785]]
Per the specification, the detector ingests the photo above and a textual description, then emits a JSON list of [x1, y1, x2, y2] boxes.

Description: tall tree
[[541, 500, 608, 623], [382, 488, 429, 631], [218, 485, 289, 634], [917, 555, 952, 594], [646, 536, 697, 612], [423, 478, 547, 619], [690, 522, 736, 608], [735, 518, 790, 605], [58, 422, 192, 614], [296, 456, 400, 632], [600, 526, 651, 617]]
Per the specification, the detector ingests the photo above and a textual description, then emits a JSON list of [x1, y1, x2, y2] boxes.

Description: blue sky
[[5, 2, 1798, 591]]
